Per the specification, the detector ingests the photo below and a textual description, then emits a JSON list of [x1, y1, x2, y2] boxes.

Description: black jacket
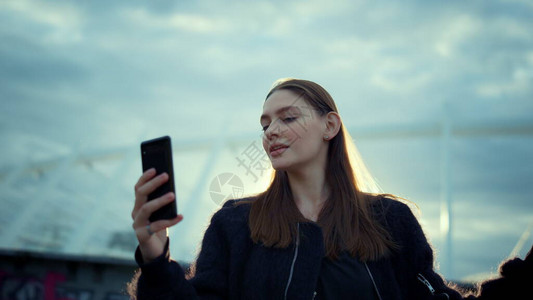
[[132, 196, 532, 299]]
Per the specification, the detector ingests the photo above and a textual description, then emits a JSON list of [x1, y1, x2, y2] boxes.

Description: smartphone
[[140, 135, 178, 222]]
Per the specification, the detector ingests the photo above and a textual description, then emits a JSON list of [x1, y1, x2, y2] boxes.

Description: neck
[[287, 167, 329, 222]]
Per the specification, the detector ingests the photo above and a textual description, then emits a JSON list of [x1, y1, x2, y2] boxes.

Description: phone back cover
[[141, 136, 178, 221]]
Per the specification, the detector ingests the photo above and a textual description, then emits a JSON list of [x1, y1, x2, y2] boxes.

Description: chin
[[269, 159, 291, 171], [271, 160, 301, 173], [271, 163, 288, 171]]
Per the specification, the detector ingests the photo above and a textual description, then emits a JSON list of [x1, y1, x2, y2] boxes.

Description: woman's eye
[[261, 117, 297, 132], [283, 117, 297, 123]]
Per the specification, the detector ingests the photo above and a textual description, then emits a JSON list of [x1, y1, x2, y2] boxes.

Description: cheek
[[285, 124, 309, 143], [293, 128, 324, 152], [293, 123, 319, 142]]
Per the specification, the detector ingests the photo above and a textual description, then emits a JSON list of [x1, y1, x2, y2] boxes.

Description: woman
[[129, 79, 531, 299]]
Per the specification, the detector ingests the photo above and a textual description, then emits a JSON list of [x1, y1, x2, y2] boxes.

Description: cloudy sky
[[1, 0, 532, 281]]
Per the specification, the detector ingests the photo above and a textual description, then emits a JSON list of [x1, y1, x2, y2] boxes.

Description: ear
[[323, 112, 341, 141]]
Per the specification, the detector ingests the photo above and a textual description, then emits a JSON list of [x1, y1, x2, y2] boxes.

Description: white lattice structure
[[1, 119, 532, 281]]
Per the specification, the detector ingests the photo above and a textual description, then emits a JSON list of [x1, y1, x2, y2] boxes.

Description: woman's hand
[[132, 168, 183, 263]]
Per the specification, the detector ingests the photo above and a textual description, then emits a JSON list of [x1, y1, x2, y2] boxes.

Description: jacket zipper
[[364, 263, 383, 300], [416, 273, 435, 294], [284, 223, 300, 300], [416, 273, 450, 299]]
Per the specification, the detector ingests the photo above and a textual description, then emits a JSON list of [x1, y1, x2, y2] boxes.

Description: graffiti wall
[[0, 252, 135, 300], [0, 270, 130, 300]]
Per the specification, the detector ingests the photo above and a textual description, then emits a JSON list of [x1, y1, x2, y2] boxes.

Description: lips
[[269, 143, 289, 156]]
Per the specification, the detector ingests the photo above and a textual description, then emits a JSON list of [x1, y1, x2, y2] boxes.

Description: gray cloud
[[0, 0, 532, 281]]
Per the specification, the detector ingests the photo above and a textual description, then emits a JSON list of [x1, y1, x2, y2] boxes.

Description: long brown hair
[[241, 78, 397, 261]]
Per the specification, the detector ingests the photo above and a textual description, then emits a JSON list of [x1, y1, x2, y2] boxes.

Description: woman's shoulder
[[221, 197, 255, 208], [211, 197, 254, 224], [368, 193, 415, 216], [367, 193, 421, 232], [368, 194, 430, 252]]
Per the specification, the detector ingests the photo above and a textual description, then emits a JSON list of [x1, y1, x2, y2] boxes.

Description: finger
[[133, 214, 182, 242], [132, 169, 157, 217], [133, 191, 174, 225], [132, 172, 169, 217], [134, 216, 183, 245], [135, 172, 169, 199], [133, 192, 175, 226], [134, 168, 156, 192], [149, 215, 184, 234]]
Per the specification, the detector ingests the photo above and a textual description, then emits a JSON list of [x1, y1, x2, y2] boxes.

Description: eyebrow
[[260, 106, 299, 122]]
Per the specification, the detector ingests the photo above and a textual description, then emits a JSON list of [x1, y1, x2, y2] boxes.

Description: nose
[[263, 126, 273, 140], [263, 119, 283, 141]]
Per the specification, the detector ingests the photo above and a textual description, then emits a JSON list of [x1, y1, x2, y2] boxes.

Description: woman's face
[[261, 89, 329, 172]]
